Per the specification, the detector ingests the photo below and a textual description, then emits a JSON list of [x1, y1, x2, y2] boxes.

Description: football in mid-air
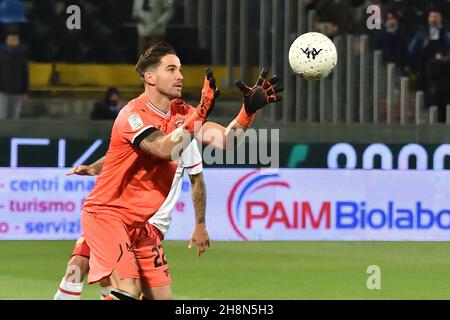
[[288, 32, 338, 81]]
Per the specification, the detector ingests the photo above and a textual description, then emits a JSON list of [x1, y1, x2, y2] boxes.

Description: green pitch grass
[[0, 241, 450, 299]]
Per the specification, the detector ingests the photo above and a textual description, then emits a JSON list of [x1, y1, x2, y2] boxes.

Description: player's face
[[153, 54, 184, 99]]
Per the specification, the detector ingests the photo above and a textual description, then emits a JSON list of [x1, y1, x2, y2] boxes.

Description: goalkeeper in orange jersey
[[73, 42, 282, 300], [54, 141, 208, 299]]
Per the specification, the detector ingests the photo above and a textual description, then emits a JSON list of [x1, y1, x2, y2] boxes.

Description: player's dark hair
[[135, 42, 177, 77]]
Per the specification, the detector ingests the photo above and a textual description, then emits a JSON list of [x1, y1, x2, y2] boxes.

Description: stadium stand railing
[[13, 0, 450, 125], [197, 0, 450, 126]]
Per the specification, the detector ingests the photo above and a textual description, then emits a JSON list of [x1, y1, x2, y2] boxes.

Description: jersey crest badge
[[128, 113, 144, 131]]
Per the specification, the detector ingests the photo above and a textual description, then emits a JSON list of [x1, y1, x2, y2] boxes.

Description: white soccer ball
[[288, 32, 338, 81]]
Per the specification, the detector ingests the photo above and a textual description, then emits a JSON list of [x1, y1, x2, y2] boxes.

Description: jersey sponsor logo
[[128, 113, 144, 131]]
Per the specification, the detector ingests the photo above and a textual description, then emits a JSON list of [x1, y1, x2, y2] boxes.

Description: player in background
[[53, 157, 108, 300], [81, 41, 283, 300], [54, 141, 207, 300]]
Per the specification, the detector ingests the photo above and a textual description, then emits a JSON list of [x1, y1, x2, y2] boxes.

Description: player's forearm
[[224, 118, 252, 149], [141, 127, 196, 160], [226, 117, 250, 132], [89, 156, 105, 175], [199, 116, 251, 150], [190, 173, 206, 225]]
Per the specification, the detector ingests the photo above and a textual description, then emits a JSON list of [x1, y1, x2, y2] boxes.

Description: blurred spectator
[[90, 87, 123, 120], [0, 0, 27, 24], [132, 0, 174, 58], [384, 0, 423, 41], [416, 0, 450, 23], [373, 10, 408, 73], [312, 0, 373, 37], [304, 0, 318, 12], [409, 8, 450, 122], [0, 27, 28, 119]]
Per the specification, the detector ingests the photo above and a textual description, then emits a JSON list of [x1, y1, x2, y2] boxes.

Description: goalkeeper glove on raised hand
[[234, 67, 283, 126], [185, 68, 220, 132]]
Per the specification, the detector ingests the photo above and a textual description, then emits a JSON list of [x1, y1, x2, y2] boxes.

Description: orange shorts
[[81, 211, 171, 287], [134, 223, 171, 287], [71, 236, 90, 258]]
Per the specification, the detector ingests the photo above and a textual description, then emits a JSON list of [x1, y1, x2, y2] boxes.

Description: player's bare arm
[[66, 156, 105, 176], [137, 63, 282, 158], [198, 67, 283, 149], [188, 172, 209, 257]]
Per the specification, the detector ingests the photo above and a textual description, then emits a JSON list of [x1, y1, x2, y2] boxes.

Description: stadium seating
[[1, 0, 448, 123], [13, 0, 210, 64]]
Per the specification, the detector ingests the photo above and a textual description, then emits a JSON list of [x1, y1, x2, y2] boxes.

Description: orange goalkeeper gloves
[[184, 68, 220, 133], [234, 67, 283, 127]]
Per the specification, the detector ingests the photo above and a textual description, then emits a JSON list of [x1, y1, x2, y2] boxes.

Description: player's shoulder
[[117, 95, 151, 118], [127, 95, 149, 114], [113, 96, 153, 131], [170, 98, 194, 116]]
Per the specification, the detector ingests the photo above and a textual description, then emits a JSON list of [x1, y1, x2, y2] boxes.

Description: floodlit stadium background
[[0, 0, 450, 299]]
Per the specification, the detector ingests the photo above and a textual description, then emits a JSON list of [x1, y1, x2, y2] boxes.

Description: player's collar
[[146, 101, 171, 118]]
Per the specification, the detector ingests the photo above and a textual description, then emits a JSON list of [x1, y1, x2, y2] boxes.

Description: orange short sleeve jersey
[[82, 94, 197, 228]]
